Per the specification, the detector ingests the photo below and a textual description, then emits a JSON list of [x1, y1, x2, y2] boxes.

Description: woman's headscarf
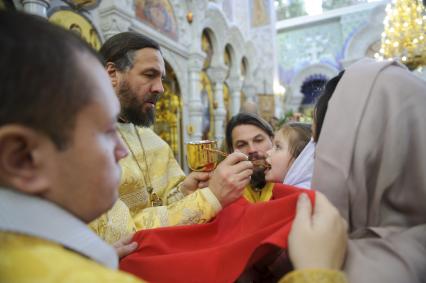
[[283, 139, 315, 189], [312, 58, 426, 283]]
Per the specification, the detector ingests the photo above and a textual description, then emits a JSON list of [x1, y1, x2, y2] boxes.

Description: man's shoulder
[[0, 232, 143, 283], [139, 127, 162, 139], [137, 127, 171, 148]]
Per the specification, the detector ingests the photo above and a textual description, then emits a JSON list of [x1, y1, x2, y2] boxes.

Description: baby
[[265, 123, 312, 185]]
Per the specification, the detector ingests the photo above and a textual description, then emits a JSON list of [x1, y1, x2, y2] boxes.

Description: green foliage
[[277, 110, 313, 127]]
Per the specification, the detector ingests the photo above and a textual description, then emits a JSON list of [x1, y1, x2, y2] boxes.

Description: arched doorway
[[223, 44, 233, 122], [154, 62, 183, 164], [201, 29, 215, 140], [240, 56, 248, 108], [48, 8, 101, 50], [300, 74, 327, 112]]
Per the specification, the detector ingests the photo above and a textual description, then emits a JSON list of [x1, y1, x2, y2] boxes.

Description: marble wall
[[276, 1, 387, 111]]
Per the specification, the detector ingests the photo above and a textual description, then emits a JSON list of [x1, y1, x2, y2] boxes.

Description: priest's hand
[[180, 171, 211, 195], [208, 151, 253, 207], [113, 233, 138, 259], [288, 192, 348, 270]]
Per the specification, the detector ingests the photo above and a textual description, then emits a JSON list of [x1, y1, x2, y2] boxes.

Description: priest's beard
[[250, 166, 267, 190], [247, 152, 267, 190], [118, 80, 156, 127]]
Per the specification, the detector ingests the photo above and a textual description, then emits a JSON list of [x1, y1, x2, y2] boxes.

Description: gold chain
[[118, 124, 163, 206]]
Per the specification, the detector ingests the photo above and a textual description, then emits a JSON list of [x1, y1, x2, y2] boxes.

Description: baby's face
[[265, 132, 294, 183]]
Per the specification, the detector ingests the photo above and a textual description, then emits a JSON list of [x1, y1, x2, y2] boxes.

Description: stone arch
[[203, 3, 230, 67], [243, 40, 258, 79], [226, 25, 246, 76], [154, 59, 184, 164], [343, 3, 386, 66], [288, 63, 339, 111], [160, 48, 187, 99], [224, 43, 236, 77], [241, 56, 250, 79], [201, 27, 217, 61], [158, 48, 188, 162]]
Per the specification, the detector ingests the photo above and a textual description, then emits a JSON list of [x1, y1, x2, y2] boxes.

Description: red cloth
[[120, 184, 315, 283]]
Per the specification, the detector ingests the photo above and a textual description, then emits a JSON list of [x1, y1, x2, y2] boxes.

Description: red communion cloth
[[120, 184, 315, 283]]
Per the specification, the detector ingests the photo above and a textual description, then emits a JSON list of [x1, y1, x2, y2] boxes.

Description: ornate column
[[98, 0, 134, 40], [185, 0, 208, 142], [21, 0, 50, 17], [242, 82, 257, 104], [207, 65, 228, 144], [227, 76, 243, 116], [187, 52, 205, 141]]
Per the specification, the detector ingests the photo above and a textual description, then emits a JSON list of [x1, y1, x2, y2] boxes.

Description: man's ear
[[105, 62, 120, 88], [0, 125, 51, 195]]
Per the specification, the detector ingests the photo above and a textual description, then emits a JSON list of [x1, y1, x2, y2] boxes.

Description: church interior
[[1, 1, 426, 282], [2, 0, 425, 170]]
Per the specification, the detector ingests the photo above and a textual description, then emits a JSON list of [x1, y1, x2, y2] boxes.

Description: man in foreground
[[0, 10, 144, 282]]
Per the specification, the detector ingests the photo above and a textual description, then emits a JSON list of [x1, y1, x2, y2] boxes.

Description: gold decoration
[[187, 125, 194, 136], [186, 11, 193, 24], [200, 72, 215, 140], [258, 94, 275, 122], [240, 90, 246, 109], [223, 83, 231, 121], [187, 143, 270, 172], [154, 82, 181, 159], [49, 10, 101, 50], [186, 140, 218, 172], [380, 0, 426, 70], [223, 46, 232, 122], [202, 31, 213, 69], [200, 31, 215, 140], [224, 45, 232, 78], [118, 125, 163, 207]]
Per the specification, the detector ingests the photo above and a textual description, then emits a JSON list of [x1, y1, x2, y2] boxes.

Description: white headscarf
[[283, 139, 315, 189], [312, 58, 426, 283]]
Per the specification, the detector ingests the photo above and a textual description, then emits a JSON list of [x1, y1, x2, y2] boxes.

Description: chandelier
[[379, 0, 426, 70]]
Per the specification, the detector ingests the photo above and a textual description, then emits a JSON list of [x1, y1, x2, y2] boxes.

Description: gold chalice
[[186, 140, 219, 172], [187, 141, 272, 172]]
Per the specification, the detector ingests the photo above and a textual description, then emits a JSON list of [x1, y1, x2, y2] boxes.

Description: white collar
[[0, 188, 118, 269]]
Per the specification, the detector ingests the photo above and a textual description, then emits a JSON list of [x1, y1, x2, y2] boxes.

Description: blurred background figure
[[226, 113, 275, 203]]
